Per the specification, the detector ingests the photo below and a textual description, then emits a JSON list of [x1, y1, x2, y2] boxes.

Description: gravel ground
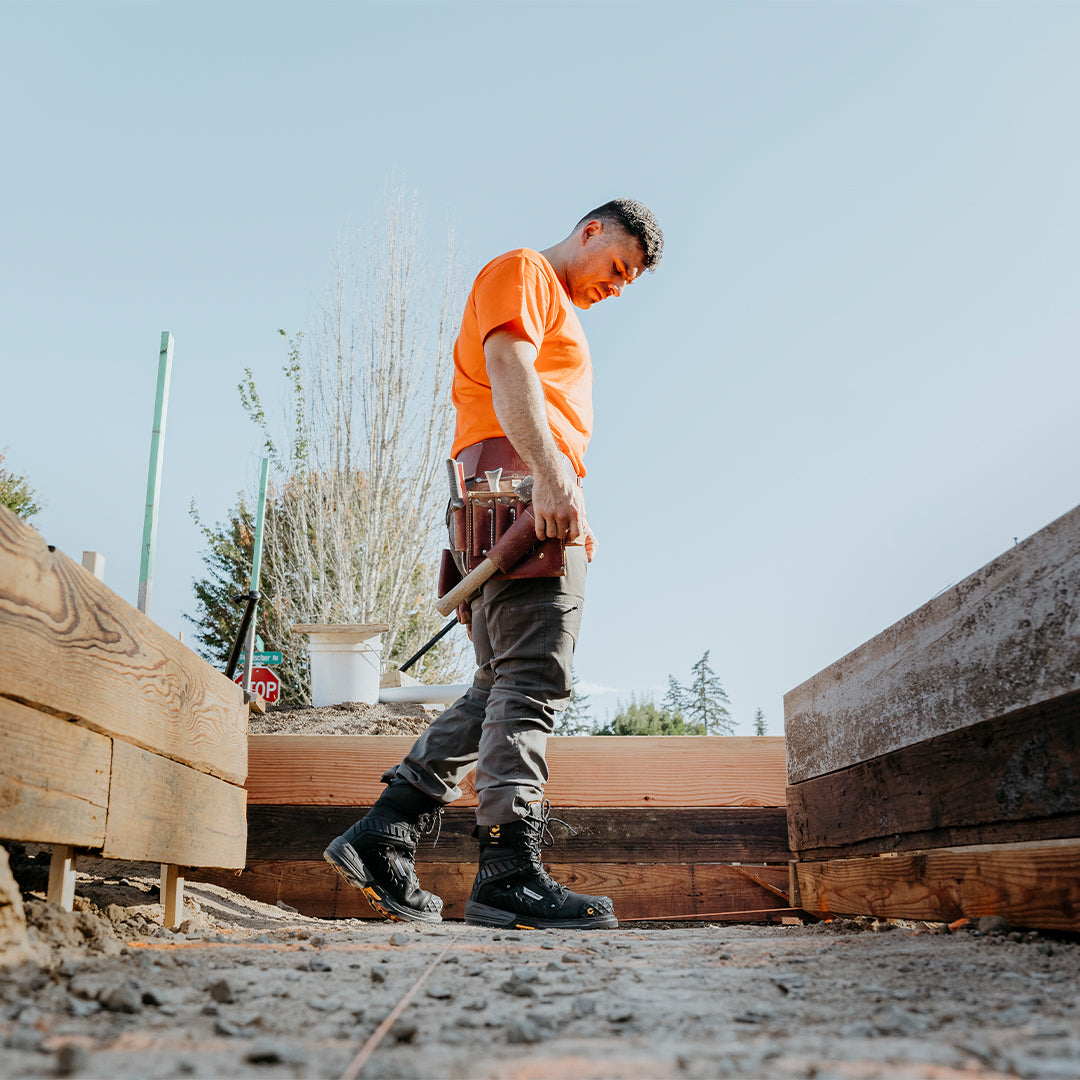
[[2, 849, 1079, 1080]]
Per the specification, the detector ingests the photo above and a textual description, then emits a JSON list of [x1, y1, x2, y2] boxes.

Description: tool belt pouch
[[437, 547, 463, 599], [464, 490, 565, 579]]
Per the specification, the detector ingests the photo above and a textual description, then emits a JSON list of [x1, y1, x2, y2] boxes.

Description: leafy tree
[[753, 707, 768, 736], [685, 650, 732, 735], [595, 696, 705, 736], [187, 186, 470, 700], [554, 670, 594, 735], [0, 450, 43, 522]]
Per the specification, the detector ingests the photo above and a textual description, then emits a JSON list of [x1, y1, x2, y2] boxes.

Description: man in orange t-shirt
[[325, 199, 664, 929]]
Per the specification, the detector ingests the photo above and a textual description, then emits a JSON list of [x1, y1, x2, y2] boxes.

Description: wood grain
[[188, 860, 791, 921], [0, 696, 110, 846], [787, 689, 1080, 858], [785, 501, 1080, 784], [103, 741, 247, 868], [246, 735, 787, 807], [0, 506, 246, 785], [795, 839, 1080, 931], [245, 805, 792, 864]]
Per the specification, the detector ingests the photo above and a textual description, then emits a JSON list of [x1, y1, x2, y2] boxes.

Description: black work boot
[[464, 806, 617, 930], [323, 779, 444, 923]]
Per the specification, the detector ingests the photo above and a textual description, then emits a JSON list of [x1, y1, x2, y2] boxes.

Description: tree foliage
[[187, 188, 471, 701], [595, 696, 705, 736], [753, 707, 767, 736], [685, 650, 733, 735], [0, 450, 43, 522]]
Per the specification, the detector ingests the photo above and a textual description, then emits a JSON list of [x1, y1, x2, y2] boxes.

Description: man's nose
[[609, 281, 623, 297]]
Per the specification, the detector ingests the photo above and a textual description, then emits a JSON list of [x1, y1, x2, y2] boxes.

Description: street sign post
[[235, 665, 280, 704]]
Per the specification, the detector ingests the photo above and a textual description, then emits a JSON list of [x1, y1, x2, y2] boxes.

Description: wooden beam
[[246, 735, 787, 808], [188, 860, 791, 922], [103, 741, 247, 868], [244, 805, 792, 864], [0, 696, 110, 846], [0, 505, 246, 785], [795, 839, 1080, 932], [785, 501, 1080, 784], [787, 689, 1080, 858]]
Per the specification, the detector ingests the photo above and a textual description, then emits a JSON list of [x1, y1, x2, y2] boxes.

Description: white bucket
[[303, 628, 384, 706]]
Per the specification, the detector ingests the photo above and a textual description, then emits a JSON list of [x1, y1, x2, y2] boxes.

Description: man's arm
[[484, 327, 587, 543]]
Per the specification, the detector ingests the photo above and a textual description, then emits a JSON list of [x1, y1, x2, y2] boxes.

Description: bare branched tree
[[193, 187, 470, 697]]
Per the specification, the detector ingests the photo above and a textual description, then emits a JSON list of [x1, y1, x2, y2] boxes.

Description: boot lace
[[417, 805, 445, 848]]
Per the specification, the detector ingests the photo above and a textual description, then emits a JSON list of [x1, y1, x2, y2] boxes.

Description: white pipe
[[379, 684, 470, 706]]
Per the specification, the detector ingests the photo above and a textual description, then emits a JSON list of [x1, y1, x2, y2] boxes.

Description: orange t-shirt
[[451, 249, 593, 477]]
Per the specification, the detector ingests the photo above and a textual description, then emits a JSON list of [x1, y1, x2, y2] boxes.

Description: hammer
[[435, 477, 539, 616]]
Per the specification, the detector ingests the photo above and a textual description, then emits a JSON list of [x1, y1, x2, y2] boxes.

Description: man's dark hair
[[578, 198, 663, 270]]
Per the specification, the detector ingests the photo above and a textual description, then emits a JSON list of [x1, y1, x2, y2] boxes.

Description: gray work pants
[[388, 545, 586, 825]]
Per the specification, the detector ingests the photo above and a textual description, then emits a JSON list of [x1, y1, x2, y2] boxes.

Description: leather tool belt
[[438, 437, 567, 598]]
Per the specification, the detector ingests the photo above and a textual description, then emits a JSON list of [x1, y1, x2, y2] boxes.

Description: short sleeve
[[473, 254, 552, 352]]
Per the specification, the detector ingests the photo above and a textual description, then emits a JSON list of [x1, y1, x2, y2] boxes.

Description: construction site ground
[[2, 848, 1078, 1080]]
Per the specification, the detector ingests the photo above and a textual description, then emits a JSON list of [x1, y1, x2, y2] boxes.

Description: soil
[[249, 701, 440, 737], [4, 708, 1078, 1078], [3, 844, 1079, 1080]]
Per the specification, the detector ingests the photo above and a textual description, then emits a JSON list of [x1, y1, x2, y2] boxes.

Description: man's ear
[[580, 219, 603, 244]]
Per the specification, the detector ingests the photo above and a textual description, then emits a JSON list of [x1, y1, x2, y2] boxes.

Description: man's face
[[564, 221, 646, 309]]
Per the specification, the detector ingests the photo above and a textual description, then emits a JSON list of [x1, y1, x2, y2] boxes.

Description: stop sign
[[234, 665, 281, 704]]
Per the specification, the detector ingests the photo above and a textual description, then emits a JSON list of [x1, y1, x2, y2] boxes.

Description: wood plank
[[0, 696, 110, 846], [785, 502, 1080, 784], [244, 805, 792, 864], [246, 735, 787, 807], [103, 741, 247, 868], [47, 845, 76, 910], [795, 839, 1080, 932], [188, 860, 791, 922], [0, 506, 246, 785], [787, 689, 1080, 858], [160, 864, 184, 929]]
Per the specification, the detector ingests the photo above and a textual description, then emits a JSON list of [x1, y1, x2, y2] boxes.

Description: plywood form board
[[102, 741, 247, 868], [795, 839, 1080, 932], [0, 696, 110, 847], [785, 501, 1080, 784], [188, 860, 791, 921], [0, 507, 246, 785], [247, 735, 787, 807], [787, 689, 1080, 858], [245, 805, 793, 864]]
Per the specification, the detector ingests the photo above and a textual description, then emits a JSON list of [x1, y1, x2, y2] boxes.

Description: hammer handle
[[434, 506, 539, 617]]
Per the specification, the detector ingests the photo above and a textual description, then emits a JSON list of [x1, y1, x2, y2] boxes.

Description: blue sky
[[3, 1, 1078, 733]]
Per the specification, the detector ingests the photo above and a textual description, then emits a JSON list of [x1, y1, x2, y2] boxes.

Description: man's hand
[[528, 461, 587, 543]]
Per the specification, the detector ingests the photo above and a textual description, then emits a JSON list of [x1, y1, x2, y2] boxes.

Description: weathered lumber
[[785, 502, 1080, 784], [0, 506, 246, 785], [795, 839, 1080, 932], [102, 741, 247, 868], [244, 805, 792, 864], [189, 860, 791, 921], [0, 696, 110, 846], [787, 689, 1080, 858], [247, 735, 787, 807]]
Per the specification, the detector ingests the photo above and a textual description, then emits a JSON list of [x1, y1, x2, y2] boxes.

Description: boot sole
[[322, 838, 442, 924], [463, 899, 617, 930]]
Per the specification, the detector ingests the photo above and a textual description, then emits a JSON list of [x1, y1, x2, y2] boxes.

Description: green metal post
[[138, 332, 173, 615], [241, 457, 270, 693]]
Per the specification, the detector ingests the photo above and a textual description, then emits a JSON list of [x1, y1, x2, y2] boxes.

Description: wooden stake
[[47, 844, 76, 911], [160, 863, 184, 929], [81, 550, 105, 581]]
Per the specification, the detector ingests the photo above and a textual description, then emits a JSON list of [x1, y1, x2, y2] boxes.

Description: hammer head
[[513, 476, 534, 503]]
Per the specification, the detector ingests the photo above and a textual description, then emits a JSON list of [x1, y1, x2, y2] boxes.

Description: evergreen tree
[[661, 674, 688, 719], [0, 450, 43, 522], [753, 707, 767, 736], [685, 650, 732, 735], [595, 696, 705, 736]]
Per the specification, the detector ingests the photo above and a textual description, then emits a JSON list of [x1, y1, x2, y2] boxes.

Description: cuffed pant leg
[[389, 590, 496, 803], [474, 546, 586, 825]]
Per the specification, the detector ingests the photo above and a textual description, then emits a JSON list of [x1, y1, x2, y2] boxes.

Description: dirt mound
[[249, 699, 439, 736]]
